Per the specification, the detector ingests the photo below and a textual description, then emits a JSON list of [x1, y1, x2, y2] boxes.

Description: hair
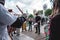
[[57, 0, 60, 12], [8, 9, 13, 12], [53, 0, 60, 13], [35, 11, 39, 16]]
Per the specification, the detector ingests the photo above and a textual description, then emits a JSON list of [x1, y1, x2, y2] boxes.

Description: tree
[[28, 14, 34, 18], [39, 10, 43, 14], [45, 9, 52, 16]]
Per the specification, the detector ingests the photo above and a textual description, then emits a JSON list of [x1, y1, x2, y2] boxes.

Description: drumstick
[[16, 5, 23, 14]]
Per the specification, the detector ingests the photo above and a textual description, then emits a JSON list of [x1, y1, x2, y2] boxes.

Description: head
[[35, 11, 39, 16], [35, 13, 38, 16], [0, 0, 5, 5], [8, 9, 13, 12]]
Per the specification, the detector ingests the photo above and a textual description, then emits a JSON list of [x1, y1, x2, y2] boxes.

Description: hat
[[0, 0, 5, 4]]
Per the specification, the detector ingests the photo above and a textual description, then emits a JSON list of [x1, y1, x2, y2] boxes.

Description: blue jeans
[[28, 24, 32, 31]]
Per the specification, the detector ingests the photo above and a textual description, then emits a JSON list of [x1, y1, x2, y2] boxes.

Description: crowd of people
[[0, 0, 60, 40], [0, 0, 49, 40], [7, 10, 48, 40]]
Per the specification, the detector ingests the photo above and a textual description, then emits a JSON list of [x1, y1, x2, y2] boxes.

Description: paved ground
[[12, 25, 46, 40], [12, 33, 34, 40]]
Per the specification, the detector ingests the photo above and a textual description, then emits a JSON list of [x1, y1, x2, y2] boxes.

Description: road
[[12, 24, 46, 40]]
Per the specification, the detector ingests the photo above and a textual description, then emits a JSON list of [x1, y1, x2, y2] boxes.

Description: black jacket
[[11, 17, 26, 28], [49, 14, 60, 40], [35, 16, 41, 25]]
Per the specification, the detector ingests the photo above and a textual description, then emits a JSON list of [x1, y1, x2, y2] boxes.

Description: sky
[[5, 0, 52, 14]]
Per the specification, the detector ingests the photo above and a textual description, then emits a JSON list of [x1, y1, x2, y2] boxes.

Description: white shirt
[[0, 4, 17, 40]]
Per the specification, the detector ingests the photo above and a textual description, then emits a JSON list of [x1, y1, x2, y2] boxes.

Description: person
[[0, 0, 17, 40], [35, 12, 41, 35], [15, 16, 25, 36], [8, 9, 17, 36], [28, 18, 33, 31], [15, 17, 22, 36], [49, 0, 60, 40], [22, 16, 27, 32], [20, 14, 27, 32]]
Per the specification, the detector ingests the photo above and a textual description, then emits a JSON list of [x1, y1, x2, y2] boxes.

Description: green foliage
[[50, 0, 54, 2], [45, 9, 52, 16], [28, 14, 34, 18], [39, 10, 43, 14]]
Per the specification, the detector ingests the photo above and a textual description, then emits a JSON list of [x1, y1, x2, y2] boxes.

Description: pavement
[[12, 33, 34, 40], [12, 24, 46, 40]]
